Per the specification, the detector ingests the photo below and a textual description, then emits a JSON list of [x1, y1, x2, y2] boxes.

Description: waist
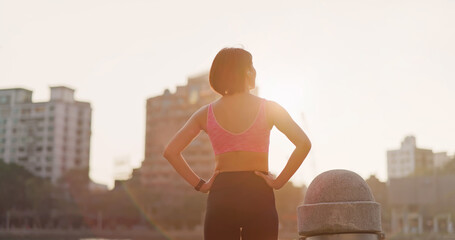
[[215, 152, 269, 173], [217, 170, 269, 175]]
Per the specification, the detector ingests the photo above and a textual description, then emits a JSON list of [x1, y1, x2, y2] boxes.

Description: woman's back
[[202, 93, 273, 173]]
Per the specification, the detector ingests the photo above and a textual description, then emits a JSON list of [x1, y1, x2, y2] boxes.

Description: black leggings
[[204, 170, 279, 240]]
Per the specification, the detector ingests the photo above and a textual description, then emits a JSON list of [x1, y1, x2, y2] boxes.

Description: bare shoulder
[[191, 104, 209, 120], [263, 99, 286, 129], [265, 99, 284, 111], [191, 104, 211, 131], [265, 99, 289, 118]]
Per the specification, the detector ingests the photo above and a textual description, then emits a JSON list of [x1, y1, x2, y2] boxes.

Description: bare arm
[[162, 107, 219, 192], [257, 101, 312, 190]]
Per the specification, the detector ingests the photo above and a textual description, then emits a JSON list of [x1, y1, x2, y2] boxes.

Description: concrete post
[[403, 211, 409, 234], [6, 211, 10, 231], [418, 215, 423, 234], [297, 170, 385, 240], [391, 208, 403, 234], [433, 216, 438, 233], [97, 211, 102, 230], [448, 214, 453, 233]]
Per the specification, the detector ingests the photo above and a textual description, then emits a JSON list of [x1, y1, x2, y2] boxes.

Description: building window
[[0, 95, 10, 104], [35, 106, 45, 113]]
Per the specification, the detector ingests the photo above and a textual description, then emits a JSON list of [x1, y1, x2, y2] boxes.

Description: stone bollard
[[297, 169, 385, 240]]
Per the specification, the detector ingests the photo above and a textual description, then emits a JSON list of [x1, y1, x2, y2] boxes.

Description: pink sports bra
[[206, 98, 271, 155]]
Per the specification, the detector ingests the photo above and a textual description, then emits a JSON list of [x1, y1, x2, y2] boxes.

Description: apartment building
[[0, 86, 91, 184], [387, 136, 434, 179]]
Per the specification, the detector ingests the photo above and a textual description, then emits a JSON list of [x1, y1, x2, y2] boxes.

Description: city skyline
[[1, 0, 454, 188], [2, 83, 453, 188]]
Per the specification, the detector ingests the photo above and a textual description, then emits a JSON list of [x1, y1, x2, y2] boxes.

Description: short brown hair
[[209, 48, 253, 96]]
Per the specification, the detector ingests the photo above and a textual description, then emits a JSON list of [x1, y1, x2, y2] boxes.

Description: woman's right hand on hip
[[199, 170, 220, 193]]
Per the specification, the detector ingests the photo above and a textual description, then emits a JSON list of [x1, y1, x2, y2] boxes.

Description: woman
[[163, 47, 311, 240]]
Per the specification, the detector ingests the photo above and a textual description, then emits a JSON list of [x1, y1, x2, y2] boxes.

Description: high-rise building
[[141, 73, 218, 196], [0, 86, 92, 184], [387, 136, 434, 179]]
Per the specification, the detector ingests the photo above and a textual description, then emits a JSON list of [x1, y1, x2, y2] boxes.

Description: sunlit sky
[[1, 0, 454, 188]]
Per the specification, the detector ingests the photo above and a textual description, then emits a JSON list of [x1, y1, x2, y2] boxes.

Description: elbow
[[163, 142, 184, 161], [296, 138, 312, 152], [162, 146, 174, 160]]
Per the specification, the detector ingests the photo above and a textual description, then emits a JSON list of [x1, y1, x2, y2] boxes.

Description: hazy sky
[[1, 0, 454, 188]]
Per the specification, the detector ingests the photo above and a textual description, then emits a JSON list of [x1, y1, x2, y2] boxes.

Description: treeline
[[0, 161, 306, 232], [0, 161, 146, 230]]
